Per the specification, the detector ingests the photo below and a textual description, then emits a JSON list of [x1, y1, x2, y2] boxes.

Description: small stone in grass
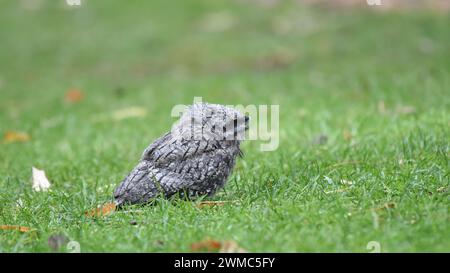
[[191, 239, 222, 252]]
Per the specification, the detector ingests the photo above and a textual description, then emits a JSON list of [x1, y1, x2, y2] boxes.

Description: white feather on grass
[[32, 167, 51, 192]]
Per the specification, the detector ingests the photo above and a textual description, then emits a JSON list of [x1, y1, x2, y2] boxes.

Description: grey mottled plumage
[[114, 103, 249, 206]]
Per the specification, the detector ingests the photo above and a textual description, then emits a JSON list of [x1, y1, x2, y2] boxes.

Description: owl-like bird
[[113, 103, 249, 206]]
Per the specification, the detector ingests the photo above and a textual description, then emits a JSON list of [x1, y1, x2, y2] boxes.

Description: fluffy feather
[[114, 103, 248, 206]]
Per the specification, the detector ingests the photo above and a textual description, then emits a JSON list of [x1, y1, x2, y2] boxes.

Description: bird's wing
[[157, 145, 238, 198], [143, 134, 221, 168], [140, 132, 172, 161], [115, 134, 230, 205]]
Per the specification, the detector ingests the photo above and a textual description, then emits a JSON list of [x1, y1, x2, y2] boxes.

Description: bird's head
[[173, 103, 249, 142]]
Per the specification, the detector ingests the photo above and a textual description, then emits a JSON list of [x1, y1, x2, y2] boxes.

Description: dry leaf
[[32, 167, 51, 192], [190, 239, 222, 252], [2, 131, 31, 144], [65, 88, 84, 103], [0, 225, 32, 232], [112, 107, 147, 121], [312, 134, 328, 145], [84, 202, 116, 217], [220, 240, 248, 253], [196, 200, 237, 209], [199, 11, 236, 33]]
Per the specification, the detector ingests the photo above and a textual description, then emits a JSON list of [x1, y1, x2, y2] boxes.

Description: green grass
[[0, 0, 449, 252]]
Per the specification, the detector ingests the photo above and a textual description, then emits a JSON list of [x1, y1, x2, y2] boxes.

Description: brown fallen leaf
[[2, 131, 31, 144], [312, 134, 328, 145], [65, 88, 84, 103], [196, 200, 237, 209], [374, 202, 397, 211], [0, 225, 32, 232], [343, 129, 352, 141], [84, 202, 116, 217], [190, 239, 222, 252], [220, 240, 248, 253]]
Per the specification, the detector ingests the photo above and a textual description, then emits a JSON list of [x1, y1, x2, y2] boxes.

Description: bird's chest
[[184, 152, 237, 193]]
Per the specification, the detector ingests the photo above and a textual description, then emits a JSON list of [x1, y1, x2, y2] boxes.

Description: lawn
[[0, 0, 448, 252]]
